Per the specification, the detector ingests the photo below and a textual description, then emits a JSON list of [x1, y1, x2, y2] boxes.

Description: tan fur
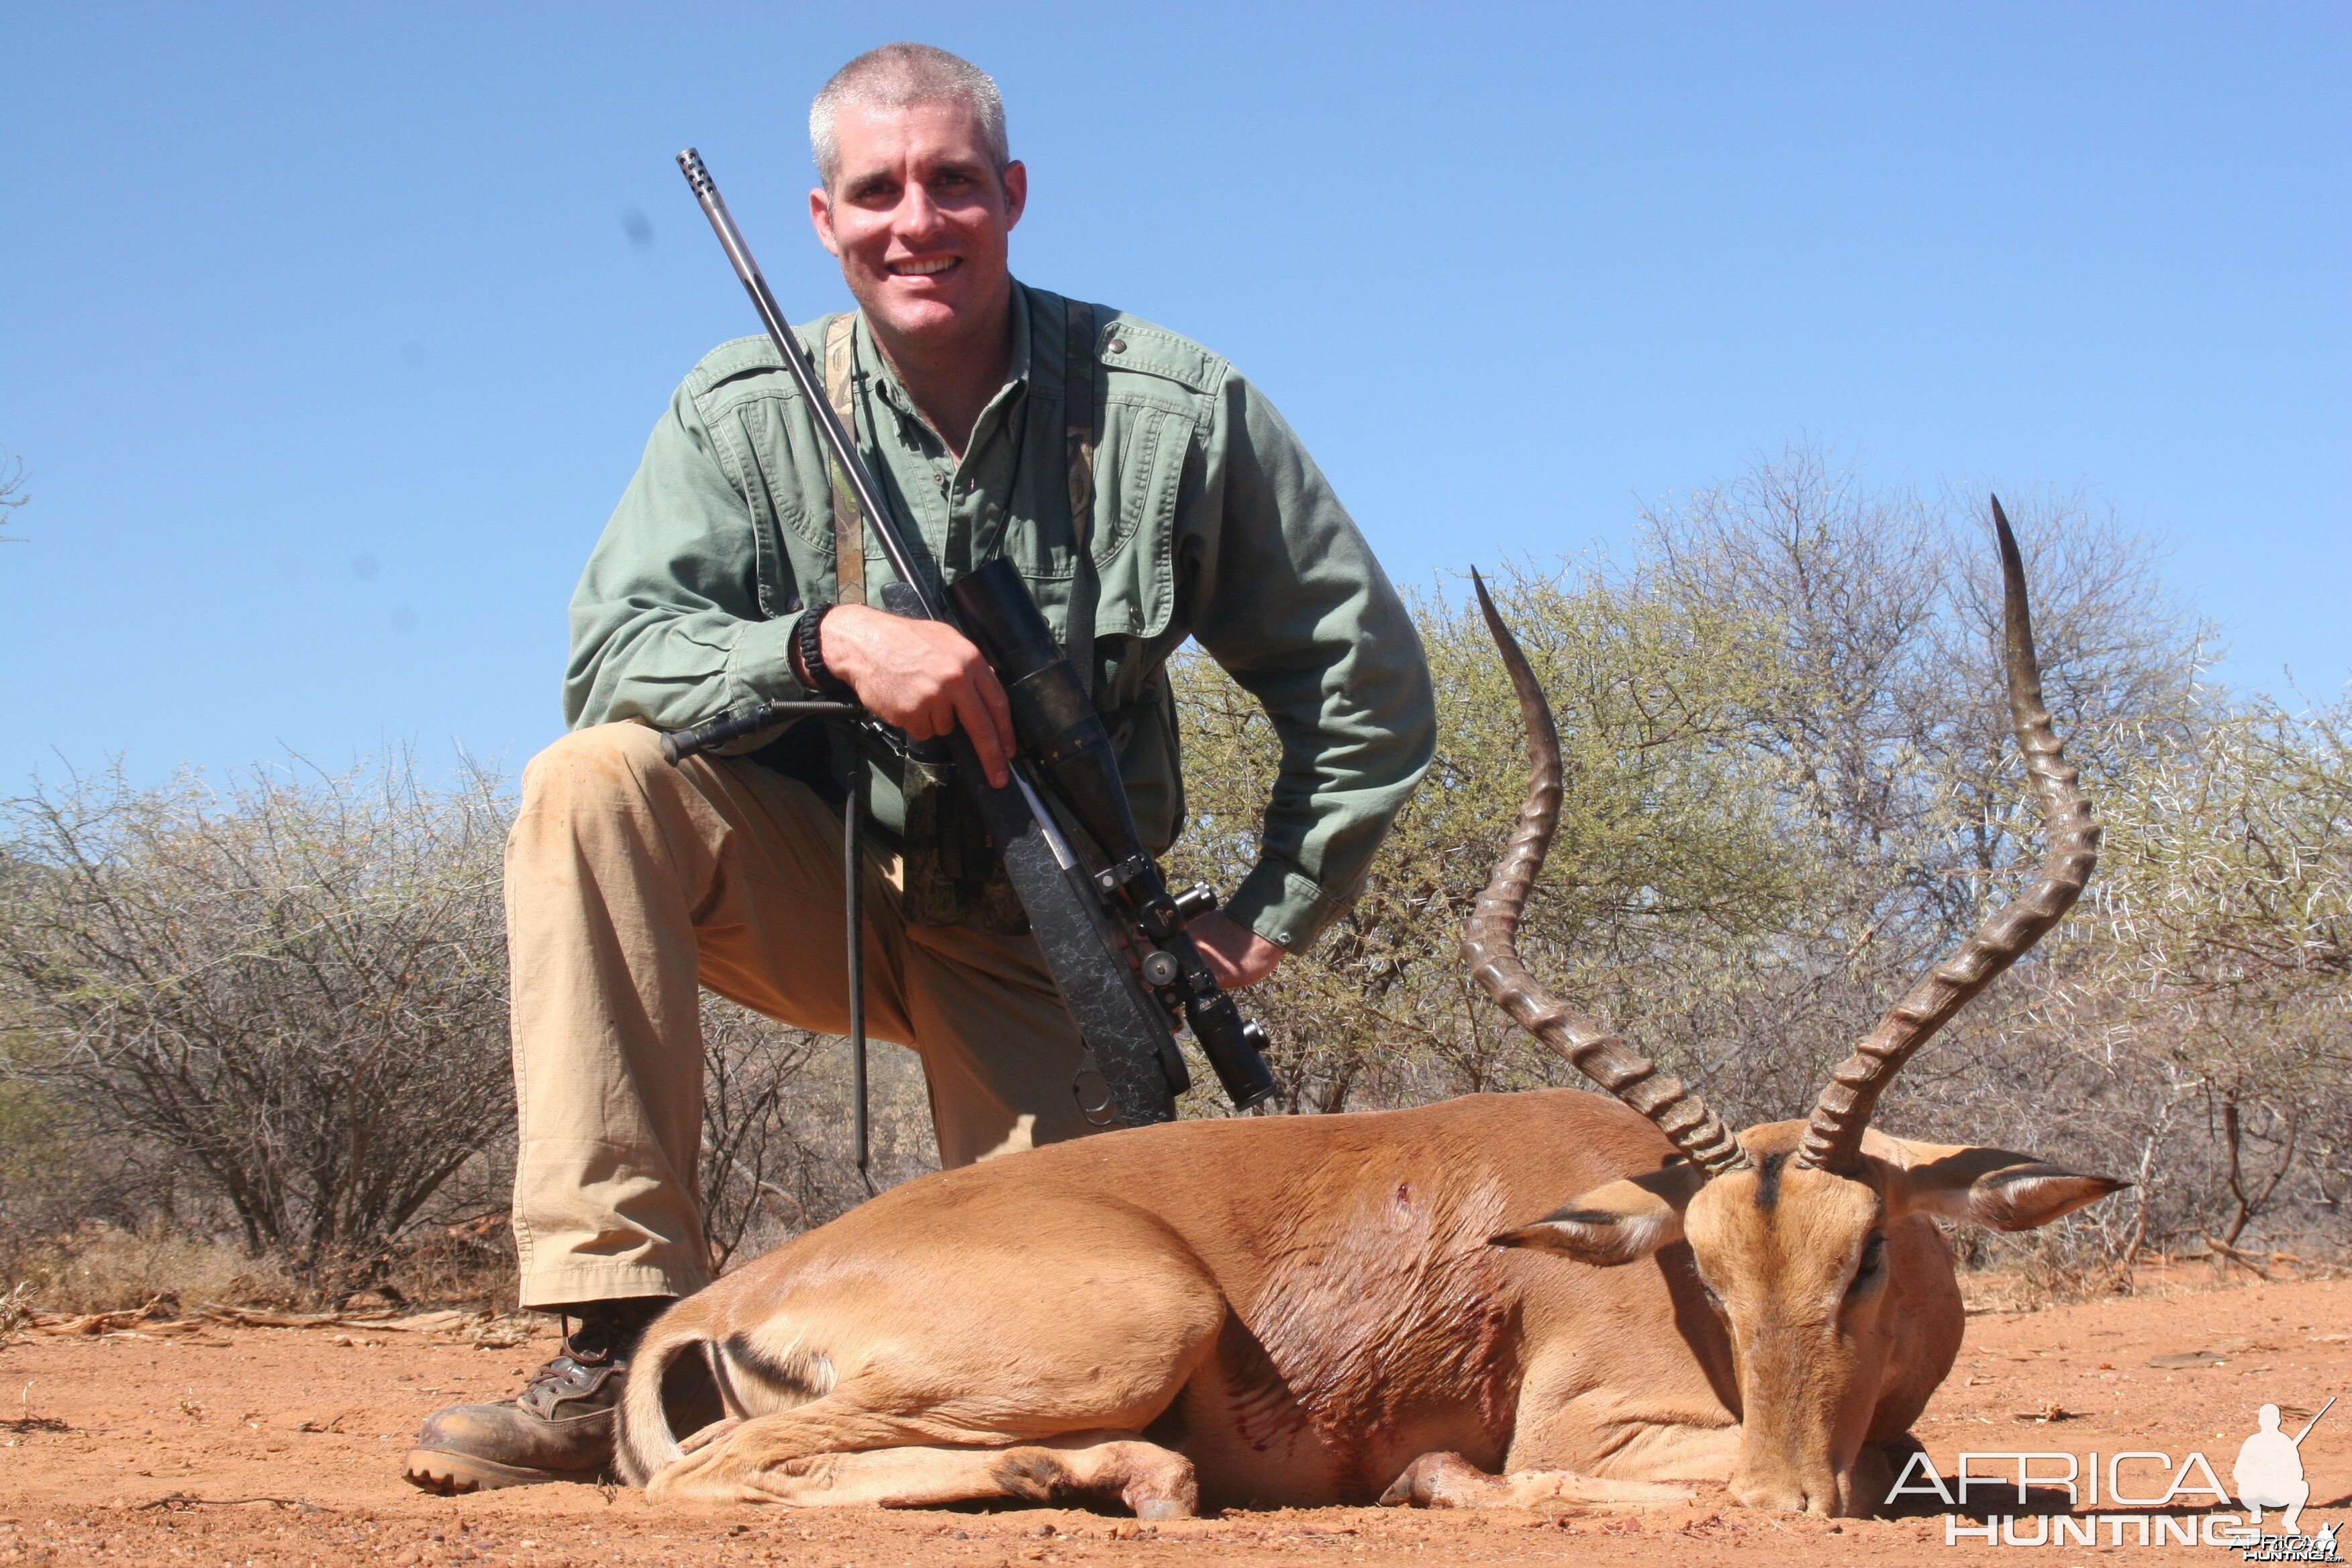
[[616, 1094, 2115, 1517], [1377, 1449, 1694, 1510]]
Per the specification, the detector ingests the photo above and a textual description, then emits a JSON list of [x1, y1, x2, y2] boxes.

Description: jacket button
[[1107, 338, 1126, 355]]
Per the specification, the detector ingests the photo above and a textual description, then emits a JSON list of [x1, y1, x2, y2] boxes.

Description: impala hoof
[[1379, 1451, 1489, 1508]]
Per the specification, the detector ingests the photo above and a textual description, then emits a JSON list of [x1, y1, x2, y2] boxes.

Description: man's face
[[810, 99, 1026, 348]]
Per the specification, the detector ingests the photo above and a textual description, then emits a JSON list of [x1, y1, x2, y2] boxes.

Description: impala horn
[[1796, 497, 2102, 1173], [1461, 570, 1751, 1178]]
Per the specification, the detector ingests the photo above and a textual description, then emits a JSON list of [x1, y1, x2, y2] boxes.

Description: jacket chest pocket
[[730, 397, 836, 616], [1089, 399, 1193, 642]]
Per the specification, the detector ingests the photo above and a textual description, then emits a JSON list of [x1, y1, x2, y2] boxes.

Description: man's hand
[[816, 603, 1016, 787], [1188, 910, 1285, 989]]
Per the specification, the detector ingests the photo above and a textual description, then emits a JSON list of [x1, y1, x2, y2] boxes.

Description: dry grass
[[0, 1212, 530, 1318], [374, 1214, 519, 1309], [3, 1224, 301, 1315], [1955, 1250, 2350, 1317]]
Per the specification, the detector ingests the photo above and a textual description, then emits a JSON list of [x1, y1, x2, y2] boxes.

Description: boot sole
[[403, 1447, 607, 1494]]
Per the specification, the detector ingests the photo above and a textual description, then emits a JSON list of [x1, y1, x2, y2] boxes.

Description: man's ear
[[1489, 1162, 1705, 1268], [1000, 160, 1027, 229], [1886, 1141, 2130, 1232], [809, 187, 841, 256]]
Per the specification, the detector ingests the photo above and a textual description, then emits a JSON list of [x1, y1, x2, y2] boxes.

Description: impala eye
[[1848, 1233, 1887, 1295], [1692, 1265, 1724, 1312]]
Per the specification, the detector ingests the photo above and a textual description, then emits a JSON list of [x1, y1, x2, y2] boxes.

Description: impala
[[618, 501, 2122, 1518]]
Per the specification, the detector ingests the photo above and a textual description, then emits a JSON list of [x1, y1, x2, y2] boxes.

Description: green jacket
[[567, 282, 1433, 952]]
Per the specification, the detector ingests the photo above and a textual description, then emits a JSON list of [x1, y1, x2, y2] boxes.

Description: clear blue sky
[[3, 3, 2344, 787]]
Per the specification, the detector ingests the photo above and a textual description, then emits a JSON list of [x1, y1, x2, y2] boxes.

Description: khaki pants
[[506, 722, 1093, 1310]]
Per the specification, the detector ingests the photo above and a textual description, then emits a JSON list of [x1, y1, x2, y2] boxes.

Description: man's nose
[[892, 183, 948, 244]]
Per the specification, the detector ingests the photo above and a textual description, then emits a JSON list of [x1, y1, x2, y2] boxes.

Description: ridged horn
[[1796, 497, 2102, 1172], [1461, 569, 1752, 1179]]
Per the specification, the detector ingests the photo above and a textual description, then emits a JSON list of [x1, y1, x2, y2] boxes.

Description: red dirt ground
[[1, 1276, 2345, 1567]]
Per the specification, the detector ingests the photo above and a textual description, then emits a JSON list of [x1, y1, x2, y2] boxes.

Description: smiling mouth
[[887, 256, 959, 277]]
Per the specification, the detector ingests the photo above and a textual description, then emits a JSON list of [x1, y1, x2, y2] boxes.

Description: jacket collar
[[856, 279, 1038, 428]]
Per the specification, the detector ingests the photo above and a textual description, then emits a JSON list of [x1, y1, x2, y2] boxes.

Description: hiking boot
[[403, 1301, 663, 1493]]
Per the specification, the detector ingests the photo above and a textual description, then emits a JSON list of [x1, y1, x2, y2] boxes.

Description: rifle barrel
[[677, 149, 943, 621]]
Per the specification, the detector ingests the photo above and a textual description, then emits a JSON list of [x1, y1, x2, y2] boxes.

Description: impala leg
[[649, 1279, 1223, 1508], [971, 1431, 1199, 1518], [654, 1420, 1197, 1516], [644, 1201, 1227, 1508], [1848, 1436, 1909, 1516], [1379, 1451, 1693, 1512], [648, 1400, 921, 1505]]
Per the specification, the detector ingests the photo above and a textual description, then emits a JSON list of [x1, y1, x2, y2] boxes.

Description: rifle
[[665, 148, 1278, 1155]]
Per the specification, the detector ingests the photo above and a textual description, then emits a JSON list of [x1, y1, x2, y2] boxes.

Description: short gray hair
[[810, 43, 1010, 188]]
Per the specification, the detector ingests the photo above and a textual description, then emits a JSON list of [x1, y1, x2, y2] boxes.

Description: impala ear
[[1887, 1141, 2131, 1232], [1490, 1162, 1706, 1267]]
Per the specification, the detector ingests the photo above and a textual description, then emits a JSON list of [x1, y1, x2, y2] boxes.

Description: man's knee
[[520, 722, 673, 812]]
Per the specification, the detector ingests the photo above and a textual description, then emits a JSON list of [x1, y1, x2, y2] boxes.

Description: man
[[404, 42, 1433, 1493], [2233, 1403, 2312, 1534]]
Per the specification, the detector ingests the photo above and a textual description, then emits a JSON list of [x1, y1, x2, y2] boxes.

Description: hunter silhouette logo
[[2237, 1398, 2333, 1536]]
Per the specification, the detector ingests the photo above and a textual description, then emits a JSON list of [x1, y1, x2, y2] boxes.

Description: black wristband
[[793, 602, 854, 700]]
